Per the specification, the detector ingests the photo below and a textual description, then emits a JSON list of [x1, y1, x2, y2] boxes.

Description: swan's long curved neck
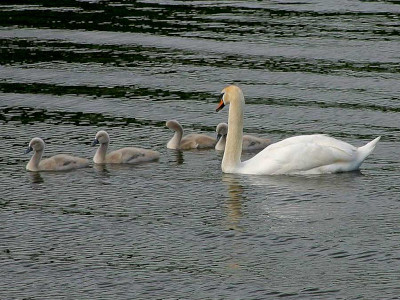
[[27, 150, 43, 171], [167, 126, 183, 149], [222, 95, 244, 173], [94, 143, 108, 163]]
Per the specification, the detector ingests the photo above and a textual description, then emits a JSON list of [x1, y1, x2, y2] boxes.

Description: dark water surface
[[1, 0, 400, 299]]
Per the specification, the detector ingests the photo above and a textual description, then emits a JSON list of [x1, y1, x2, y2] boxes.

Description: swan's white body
[[92, 130, 159, 164], [216, 85, 380, 175], [25, 137, 89, 171]]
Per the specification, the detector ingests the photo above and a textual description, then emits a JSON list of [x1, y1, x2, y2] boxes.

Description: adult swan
[[216, 85, 380, 175]]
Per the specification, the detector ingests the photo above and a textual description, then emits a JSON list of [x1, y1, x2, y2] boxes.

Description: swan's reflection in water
[[221, 171, 365, 229], [222, 174, 245, 232], [221, 174, 249, 272], [241, 171, 364, 199]]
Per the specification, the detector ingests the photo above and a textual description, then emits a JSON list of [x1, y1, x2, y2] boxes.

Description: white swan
[[25, 137, 89, 171], [166, 120, 216, 150], [216, 85, 380, 175], [92, 130, 159, 164], [215, 122, 271, 151]]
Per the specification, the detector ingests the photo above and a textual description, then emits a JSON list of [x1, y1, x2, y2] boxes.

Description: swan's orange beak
[[216, 99, 225, 112]]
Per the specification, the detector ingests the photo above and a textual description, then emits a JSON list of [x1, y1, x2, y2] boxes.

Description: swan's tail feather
[[357, 136, 380, 162]]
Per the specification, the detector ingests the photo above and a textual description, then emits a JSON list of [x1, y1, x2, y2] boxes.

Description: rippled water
[[1, 0, 400, 299]]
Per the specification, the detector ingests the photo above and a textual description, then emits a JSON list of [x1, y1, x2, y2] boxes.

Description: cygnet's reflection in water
[[28, 171, 44, 184], [93, 164, 113, 185], [93, 163, 110, 174], [93, 159, 161, 173], [93, 161, 161, 186], [171, 150, 184, 165], [222, 174, 246, 232]]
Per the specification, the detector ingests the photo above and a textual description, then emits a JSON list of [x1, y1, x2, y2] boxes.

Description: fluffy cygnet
[[25, 137, 89, 171], [215, 123, 271, 152], [166, 120, 216, 150], [92, 130, 160, 164]]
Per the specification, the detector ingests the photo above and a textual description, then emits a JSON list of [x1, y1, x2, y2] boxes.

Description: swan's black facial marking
[[216, 92, 225, 112]]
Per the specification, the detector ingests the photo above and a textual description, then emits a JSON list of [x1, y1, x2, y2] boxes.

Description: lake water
[[1, 0, 400, 299]]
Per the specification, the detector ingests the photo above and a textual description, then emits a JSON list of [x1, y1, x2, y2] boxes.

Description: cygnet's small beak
[[24, 146, 33, 154], [91, 139, 99, 147], [216, 134, 222, 142]]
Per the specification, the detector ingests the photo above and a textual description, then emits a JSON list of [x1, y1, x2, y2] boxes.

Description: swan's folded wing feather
[[241, 136, 357, 174], [265, 134, 357, 156]]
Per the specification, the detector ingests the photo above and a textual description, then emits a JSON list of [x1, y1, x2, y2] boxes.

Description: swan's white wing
[[240, 134, 358, 174], [265, 134, 356, 155]]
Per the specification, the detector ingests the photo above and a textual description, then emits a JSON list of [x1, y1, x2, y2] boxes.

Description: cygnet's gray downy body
[[166, 120, 216, 150], [215, 122, 271, 152], [25, 137, 89, 171], [92, 130, 159, 164]]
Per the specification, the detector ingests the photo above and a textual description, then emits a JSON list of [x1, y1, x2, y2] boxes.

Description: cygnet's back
[[92, 130, 160, 164], [242, 135, 271, 151], [105, 147, 159, 164], [39, 154, 89, 171]]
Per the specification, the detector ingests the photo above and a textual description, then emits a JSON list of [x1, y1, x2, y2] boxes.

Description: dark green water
[[1, 0, 400, 299]]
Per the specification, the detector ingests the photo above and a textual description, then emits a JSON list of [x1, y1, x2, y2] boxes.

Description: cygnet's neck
[[167, 126, 183, 149], [94, 143, 108, 163], [215, 135, 227, 151], [27, 149, 43, 171], [222, 96, 244, 173]]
